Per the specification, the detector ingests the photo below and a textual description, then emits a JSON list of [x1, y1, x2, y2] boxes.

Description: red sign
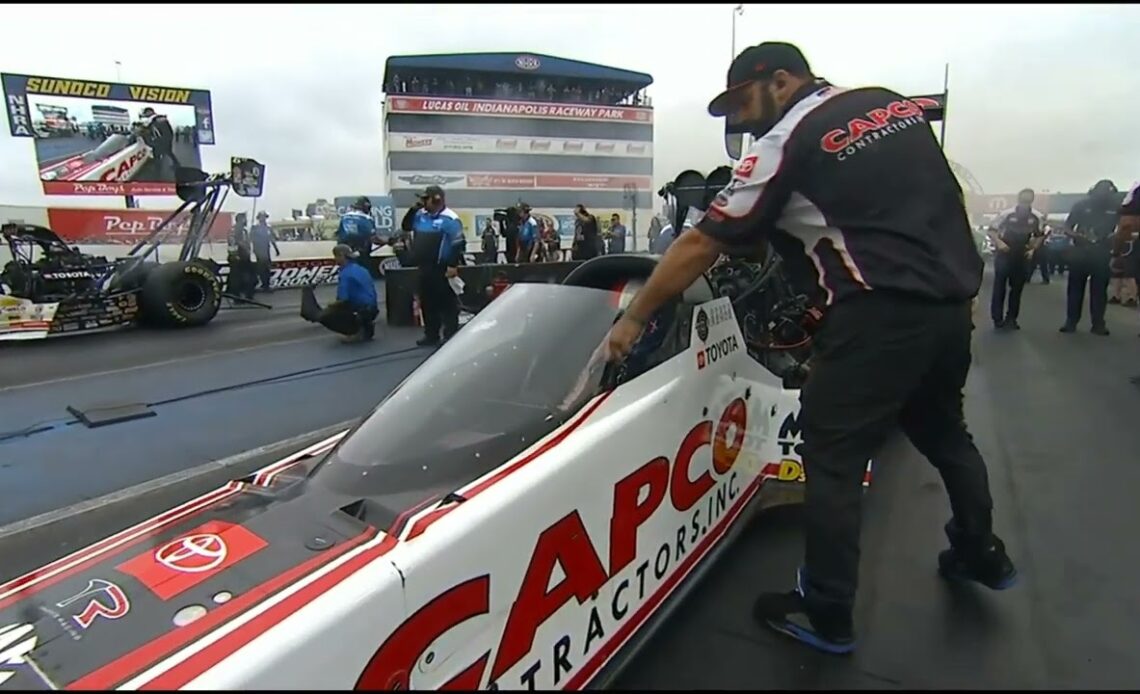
[[387, 96, 653, 124], [116, 521, 268, 600], [464, 174, 652, 191], [46, 207, 233, 244], [42, 181, 179, 196]]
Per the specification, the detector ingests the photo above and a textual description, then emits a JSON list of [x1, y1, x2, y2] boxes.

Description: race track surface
[[33, 134, 93, 168], [2, 266, 1139, 688], [0, 283, 430, 526]]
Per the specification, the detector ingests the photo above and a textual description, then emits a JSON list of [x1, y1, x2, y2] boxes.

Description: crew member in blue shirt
[[337, 197, 377, 260], [315, 244, 379, 343], [399, 185, 466, 346], [516, 203, 538, 263]]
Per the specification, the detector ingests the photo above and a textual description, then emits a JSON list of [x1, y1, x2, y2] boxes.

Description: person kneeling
[[305, 244, 378, 343]]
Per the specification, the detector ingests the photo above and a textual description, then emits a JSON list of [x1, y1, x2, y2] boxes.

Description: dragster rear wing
[[724, 91, 947, 160]]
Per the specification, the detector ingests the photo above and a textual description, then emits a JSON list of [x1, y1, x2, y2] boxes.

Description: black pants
[[253, 256, 272, 290], [418, 267, 458, 340], [318, 301, 377, 338], [1065, 249, 1110, 328], [504, 234, 518, 265], [346, 235, 372, 259], [990, 252, 1027, 324], [799, 291, 994, 617]]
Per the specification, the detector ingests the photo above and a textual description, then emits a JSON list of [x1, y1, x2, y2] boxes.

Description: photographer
[[602, 42, 1014, 654], [1060, 179, 1120, 335], [400, 185, 465, 346], [571, 204, 601, 260]]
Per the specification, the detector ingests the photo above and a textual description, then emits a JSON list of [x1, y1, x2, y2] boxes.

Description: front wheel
[[140, 260, 222, 328]]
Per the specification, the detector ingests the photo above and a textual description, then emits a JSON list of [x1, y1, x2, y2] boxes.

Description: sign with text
[[2, 73, 216, 196], [388, 132, 653, 158], [45, 207, 233, 243], [332, 195, 396, 236], [391, 172, 652, 191], [386, 96, 652, 124]]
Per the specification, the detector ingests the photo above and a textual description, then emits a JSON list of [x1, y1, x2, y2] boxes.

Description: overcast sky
[[1, 3, 1137, 218]]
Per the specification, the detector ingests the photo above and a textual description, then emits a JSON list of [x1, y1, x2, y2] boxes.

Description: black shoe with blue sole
[[937, 521, 1019, 590], [753, 568, 857, 655]]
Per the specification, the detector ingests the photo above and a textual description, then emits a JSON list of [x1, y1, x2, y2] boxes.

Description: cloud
[[1, 3, 1138, 218]]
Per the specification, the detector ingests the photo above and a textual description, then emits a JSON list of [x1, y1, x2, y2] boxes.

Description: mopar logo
[[514, 55, 541, 71], [695, 308, 709, 342], [397, 174, 463, 186]]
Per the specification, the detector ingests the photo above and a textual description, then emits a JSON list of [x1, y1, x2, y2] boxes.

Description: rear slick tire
[[140, 260, 222, 328]]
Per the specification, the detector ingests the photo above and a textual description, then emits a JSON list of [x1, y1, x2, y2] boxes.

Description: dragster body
[[0, 255, 872, 690]]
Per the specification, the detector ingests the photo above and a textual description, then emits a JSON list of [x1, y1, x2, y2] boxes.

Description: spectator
[[607, 214, 627, 254]]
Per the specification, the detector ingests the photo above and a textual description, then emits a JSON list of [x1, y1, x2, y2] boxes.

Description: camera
[[492, 206, 521, 225]]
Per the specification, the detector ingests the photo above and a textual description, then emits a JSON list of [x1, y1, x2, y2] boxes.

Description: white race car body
[[0, 295, 59, 341], [38, 134, 152, 183], [0, 263, 871, 690]]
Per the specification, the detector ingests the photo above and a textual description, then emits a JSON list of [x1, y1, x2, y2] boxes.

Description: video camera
[[493, 206, 521, 226]]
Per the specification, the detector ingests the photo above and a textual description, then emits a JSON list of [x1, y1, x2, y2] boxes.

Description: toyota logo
[[156, 534, 228, 573]]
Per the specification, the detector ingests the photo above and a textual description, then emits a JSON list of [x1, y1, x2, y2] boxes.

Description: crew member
[[337, 197, 377, 260], [601, 42, 1015, 654], [571, 204, 601, 260], [480, 219, 499, 264], [1061, 179, 1120, 336], [226, 213, 256, 300], [311, 244, 378, 343], [986, 189, 1043, 330], [607, 213, 628, 254], [1114, 181, 1140, 344], [400, 185, 465, 346], [139, 107, 179, 175], [517, 203, 539, 262], [250, 211, 280, 292]]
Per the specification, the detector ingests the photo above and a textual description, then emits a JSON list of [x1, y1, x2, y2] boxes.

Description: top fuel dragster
[[0, 158, 266, 341], [0, 238, 872, 692]]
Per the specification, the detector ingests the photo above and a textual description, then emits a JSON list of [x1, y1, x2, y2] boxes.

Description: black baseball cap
[[418, 184, 445, 200], [707, 42, 812, 117]]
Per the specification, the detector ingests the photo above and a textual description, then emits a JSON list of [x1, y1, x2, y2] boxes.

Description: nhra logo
[[696, 334, 739, 370]]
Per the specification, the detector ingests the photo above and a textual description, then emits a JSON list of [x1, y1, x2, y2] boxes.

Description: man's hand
[[603, 314, 645, 362], [446, 266, 458, 279], [996, 240, 1010, 253]]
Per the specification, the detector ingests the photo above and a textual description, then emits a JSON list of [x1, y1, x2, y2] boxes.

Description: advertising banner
[[387, 132, 653, 158], [332, 195, 397, 236], [391, 172, 652, 191], [45, 207, 233, 244], [2, 73, 216, 196], [386, 95, 653, 124]]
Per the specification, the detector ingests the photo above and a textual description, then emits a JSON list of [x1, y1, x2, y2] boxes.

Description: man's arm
[[400, 207, 420, 233], [439, 217, 466, 268], [622, 134, 794, 324], [986, 212, 1010, 250]]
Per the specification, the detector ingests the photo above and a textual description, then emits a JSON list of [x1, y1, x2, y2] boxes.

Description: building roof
[[383, 52, 653, 89]]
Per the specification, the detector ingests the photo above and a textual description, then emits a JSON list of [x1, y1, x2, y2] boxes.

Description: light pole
[[731, 4, 744, 60], [114, 61, 122, 82], [622, 183, 639, 252]]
